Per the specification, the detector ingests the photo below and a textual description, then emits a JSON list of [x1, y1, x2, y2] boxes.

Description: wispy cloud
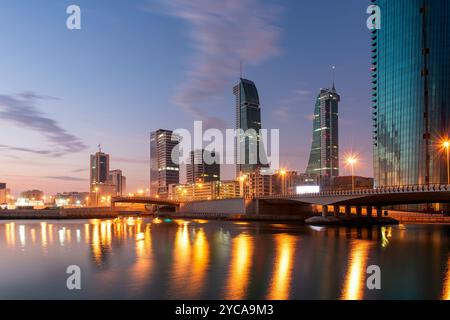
[[0, 92, 86, 156], [273, 85, 312, 121], [151, 0, 282, 128], [45, 176, 87, 182]]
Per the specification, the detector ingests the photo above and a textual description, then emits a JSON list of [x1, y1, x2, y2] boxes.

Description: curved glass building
[[306, 86, 340, 187], [372, 0, 450, 187], [233, 78, 265, 176]]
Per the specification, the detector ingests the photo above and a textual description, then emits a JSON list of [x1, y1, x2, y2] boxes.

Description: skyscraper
[[150, 129, 180, 198], [186, 149, 220, 184], [90, 149, 110, 192], [108, 169, 126, 196], [305, 86, 340, 187], [372, 0, 450, 187], [233, 78, 265, 177]]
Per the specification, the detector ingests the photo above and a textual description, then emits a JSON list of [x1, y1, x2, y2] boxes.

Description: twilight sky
[[0, 0, 373, 196]]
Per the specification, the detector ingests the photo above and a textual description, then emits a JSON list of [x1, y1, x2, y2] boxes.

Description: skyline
[[0, 0, 372, 195]]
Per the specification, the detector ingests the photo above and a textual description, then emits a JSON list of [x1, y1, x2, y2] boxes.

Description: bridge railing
[[255, 184, 450, 199]]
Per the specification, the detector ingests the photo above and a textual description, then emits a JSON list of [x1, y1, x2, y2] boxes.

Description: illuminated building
[[108, 169, 127, 196], [169, 180, 240, 201], [305, 86, 340, 187], [186, 149, 220, 184], [150, 129, 180, 198], [234, 78, 267, 177], [90, 148, 110, 191], [373, 0, 450, 187]]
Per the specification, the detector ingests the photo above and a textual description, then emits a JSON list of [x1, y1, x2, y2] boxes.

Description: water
[[0, 218, 449, 300]]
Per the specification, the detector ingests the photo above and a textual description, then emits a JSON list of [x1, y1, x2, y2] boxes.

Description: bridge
[[255, 184, 450, 217], [111, 184, 450, 218]]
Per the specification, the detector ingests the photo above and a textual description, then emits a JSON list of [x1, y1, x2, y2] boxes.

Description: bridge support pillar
[[345, 205, 351, 217], [322, 205, 328, 217], [356, 206, 362, 217], [333, 205, 340, 217], [376, 206, 383, 218], [367, 206, 373, 217]]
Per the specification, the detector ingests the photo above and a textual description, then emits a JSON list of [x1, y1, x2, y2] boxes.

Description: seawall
[[0, 208, 142, 220]]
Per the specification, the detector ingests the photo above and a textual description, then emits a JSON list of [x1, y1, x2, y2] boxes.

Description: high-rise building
[[186, 149, 220, 184], [150, 129, 180, 198], [90, 150, 110, 192], [108, 169, 127, 196], [372, 0, 450, 188], [0, 183, 7, 204], [234, 78, 265, 177], [305, 86, 340, 186]]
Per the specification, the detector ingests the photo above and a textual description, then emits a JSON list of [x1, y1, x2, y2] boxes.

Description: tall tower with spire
[[305, 73, 340, 187]]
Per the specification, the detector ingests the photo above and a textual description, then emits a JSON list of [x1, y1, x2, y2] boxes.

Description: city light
[[441, 138, 450, 185], [346, 155, 358, 192]]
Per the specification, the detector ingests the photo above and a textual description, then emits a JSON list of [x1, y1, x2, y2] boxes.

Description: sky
[[0, 0, 373, 196]]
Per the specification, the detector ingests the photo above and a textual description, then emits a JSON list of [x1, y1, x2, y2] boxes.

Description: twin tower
[[235, 77, 340, 187]]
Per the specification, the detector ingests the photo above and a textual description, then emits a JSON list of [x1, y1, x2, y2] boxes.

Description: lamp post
[[346, 157, 357, 192], [238, 174, 247, 198], [443, 140, 450, 185]]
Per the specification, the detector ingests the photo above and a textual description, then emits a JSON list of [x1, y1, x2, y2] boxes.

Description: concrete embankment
[[158, 211, 314, 222], [0, 208, 143, 220]]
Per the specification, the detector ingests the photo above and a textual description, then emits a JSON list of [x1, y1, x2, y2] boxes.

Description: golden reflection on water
[[224, 234, 254, 300], [341, 241, 371, 300], [129, 223, 153, 293], [41, 222, 48, 248], [169, 223, 193, 296], [267, 234, 296, 300], [442, 256, 450, 300], [190, 228, 209, 297]]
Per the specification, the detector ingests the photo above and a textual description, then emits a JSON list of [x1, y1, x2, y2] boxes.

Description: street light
[[346, 156, 357, 192], [442, 139, 450, 184]]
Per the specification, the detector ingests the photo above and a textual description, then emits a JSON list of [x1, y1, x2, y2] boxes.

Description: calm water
[[0, 218, 450, 300]]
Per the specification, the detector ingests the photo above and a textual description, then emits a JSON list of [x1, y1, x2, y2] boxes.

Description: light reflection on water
[[0, 218, 449, 300]]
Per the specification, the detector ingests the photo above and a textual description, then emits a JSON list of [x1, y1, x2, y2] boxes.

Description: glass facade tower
[[233, 78, 265, 177], [150, 129, 180, 198], [372, 0, 450, 187], [306, 86, 340, 187]]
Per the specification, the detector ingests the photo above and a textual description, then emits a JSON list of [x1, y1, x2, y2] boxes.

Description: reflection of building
[[108, 169, 126, 196], [373, 0, 450, 188], [150, 129, 180, 198], [55, 192, 90, 206], [306, 86, 340, 187], [187, 150, 220, 184], [331, 176, 374, 191], [169, 180, 240, 201], [234, 78, 266, 177]]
